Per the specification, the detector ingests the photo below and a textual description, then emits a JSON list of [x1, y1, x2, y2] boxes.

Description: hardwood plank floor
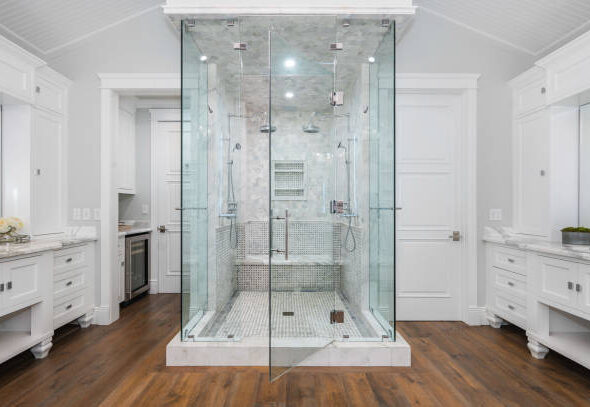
[[0, 294, 589, 406]]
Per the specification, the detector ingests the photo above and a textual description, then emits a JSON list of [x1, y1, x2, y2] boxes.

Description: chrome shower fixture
[[302, 112, 320, 133], [233, 143, 241, 151], [259, 112, 277, 133]]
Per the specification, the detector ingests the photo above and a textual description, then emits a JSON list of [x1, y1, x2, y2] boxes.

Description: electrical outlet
[[142, 204, 149, 215], [489, 208, 502, 221], [73, 208, 81, 221], [82, 208, 91, 220], [94, 208, 101, 220]]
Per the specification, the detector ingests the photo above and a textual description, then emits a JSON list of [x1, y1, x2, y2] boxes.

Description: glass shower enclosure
[[180, 16, 396, 380]]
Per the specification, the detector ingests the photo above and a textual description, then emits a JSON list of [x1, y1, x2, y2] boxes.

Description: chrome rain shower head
[[302, 112, 320, 133]]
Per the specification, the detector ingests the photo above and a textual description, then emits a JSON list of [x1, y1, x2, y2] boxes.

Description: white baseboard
[[149, 279, 159, 294], [465, 306, 489, 326]]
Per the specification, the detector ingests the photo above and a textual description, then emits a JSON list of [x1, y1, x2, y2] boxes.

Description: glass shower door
[[180, 20, 209, 340], [368, 23, 396, 339], [268, 18, 338, 381]]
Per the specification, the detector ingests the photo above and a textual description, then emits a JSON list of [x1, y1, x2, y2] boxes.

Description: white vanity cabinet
[[0, 253, 53, 364], [53, 244, 95, 329], [486, 240, 590, 369], [0, 35, 43, 104], [486, 244, 528, 329], [510, 69, 579, 241]]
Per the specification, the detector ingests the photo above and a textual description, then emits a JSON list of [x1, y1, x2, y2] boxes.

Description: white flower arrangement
[[0, 217, 24, 235]]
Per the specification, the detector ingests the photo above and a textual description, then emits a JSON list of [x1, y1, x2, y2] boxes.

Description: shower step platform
[[237, 254, 341, 266], [166, 333, 411, 367]]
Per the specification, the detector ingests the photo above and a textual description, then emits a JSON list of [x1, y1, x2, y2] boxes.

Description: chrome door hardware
[[568, 281, 574, 290], [330, 91, 344, 106], [7, 281, 12, 290], [507, 258, 515, 263], [158, 225, 167, 233], [0, 283, 4, 292], [449, 231, 461, 241], [233, 42, 247, 51], [507, 281, 515, 287], [507, 304, 515, 311], [271, 209, 289, 260], [576, 283, 582, 292], [330, 43, 343, 51]]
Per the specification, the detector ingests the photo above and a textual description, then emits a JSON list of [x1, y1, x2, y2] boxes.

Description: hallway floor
[[0, 294, 589, 406]]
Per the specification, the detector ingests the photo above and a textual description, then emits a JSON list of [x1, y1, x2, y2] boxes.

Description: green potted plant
[[561, 227, 590, 245]]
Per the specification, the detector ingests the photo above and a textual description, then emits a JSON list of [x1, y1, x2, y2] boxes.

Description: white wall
[[397, 9, 535, 305], [45, 9, 179, 303], [42, 7, 534, 311]]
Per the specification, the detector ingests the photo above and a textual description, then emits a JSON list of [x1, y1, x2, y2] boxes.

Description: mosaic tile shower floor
[[198, 291, 377, 339]]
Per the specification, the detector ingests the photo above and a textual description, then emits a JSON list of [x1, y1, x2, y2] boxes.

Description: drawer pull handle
[[66, 258, 73, 263], [507, 282, 514, 287], [66, 304, 72, 310], [576, 284, 582, 293], [7, 281, 12, 290], [507, 258, 515, 263], [568, 281, 574, 290], [507, 304, 515, 311], [66, 281, 73, 286]]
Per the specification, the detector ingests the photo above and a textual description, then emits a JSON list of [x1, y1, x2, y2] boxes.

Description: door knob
[[449, 231, 461, 241], [158, 225, 167, 233]]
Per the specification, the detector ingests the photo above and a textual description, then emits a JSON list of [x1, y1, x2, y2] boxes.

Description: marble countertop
[[0, 236, 97, 260], [118, 227, 152, 237], [484, 234, 590, 262]]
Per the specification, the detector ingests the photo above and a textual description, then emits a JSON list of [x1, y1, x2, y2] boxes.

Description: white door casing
[[396, 92, 462, 320], [152, 109, 181, 293], [395, 74, 479, 323]]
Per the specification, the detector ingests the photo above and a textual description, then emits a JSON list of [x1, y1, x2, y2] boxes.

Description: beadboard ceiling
[[415, 0, 590, 56], [1, 0, 590, 57], [0, 0, 163, 55]]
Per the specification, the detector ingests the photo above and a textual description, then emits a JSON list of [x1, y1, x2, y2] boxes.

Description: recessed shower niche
[[166, 15, 409, 380]]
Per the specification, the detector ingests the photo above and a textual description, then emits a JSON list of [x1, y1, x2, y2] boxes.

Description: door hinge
[[330, 310, 344, 324], [449, 231, 461, 241]]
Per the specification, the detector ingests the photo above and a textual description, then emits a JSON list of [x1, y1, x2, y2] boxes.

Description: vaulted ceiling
[[1, 0, 590, 57], [0, 0, 163, 55], [415, 0, 590, 56]]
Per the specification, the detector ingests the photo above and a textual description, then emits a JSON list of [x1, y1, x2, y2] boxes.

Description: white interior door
[[396, 92, 463, 320], [154, 111, 181, 293]]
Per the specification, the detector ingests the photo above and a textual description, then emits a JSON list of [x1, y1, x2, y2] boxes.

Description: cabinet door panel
[[31, 109, 62, 235], [578, 265, 590, 315], [3, 256, 41, 309], [515, 110, 550, 236], [117, 107, 135, 193], [538, 256, 577, 307]]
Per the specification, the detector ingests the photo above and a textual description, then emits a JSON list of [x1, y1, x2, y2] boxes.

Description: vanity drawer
[[53, 268, 86, 299], [54, 246, 87, 275], [492, 246, 527, 275], [494, 267, 527, 300], [494, 293, 527, 326], [53, 290, 86, 328]]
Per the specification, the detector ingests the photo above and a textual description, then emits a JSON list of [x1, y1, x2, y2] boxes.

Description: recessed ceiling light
[[284, 58, 296, 68], [285, 92, 294, 99], [200, 55, 208, 61], [368, 56, 375, 63]]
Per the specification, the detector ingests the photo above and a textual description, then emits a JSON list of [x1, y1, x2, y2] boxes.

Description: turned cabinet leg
[[30, 338, 53, 359], [77, 311, 94, 329], [527, 338, 550, 359], [487, 313, 504, 329]]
